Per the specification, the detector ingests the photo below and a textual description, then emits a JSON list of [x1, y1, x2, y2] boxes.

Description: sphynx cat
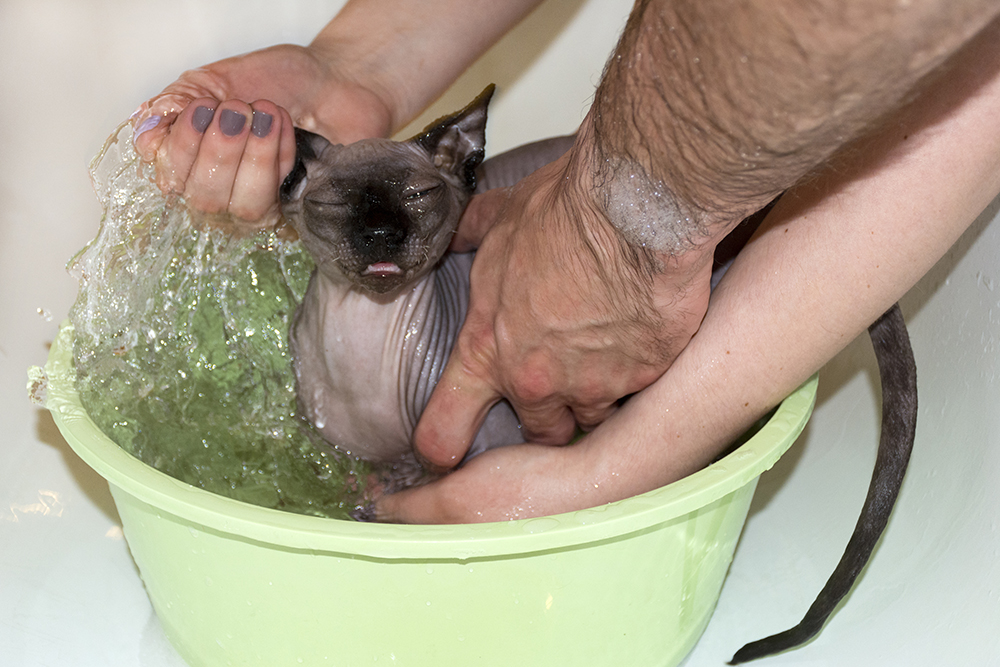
[[278, 85, 917, 664]]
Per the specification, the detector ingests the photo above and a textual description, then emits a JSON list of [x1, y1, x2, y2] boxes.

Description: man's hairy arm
[[393, 13, 1000, 523], [578, 0, 1000, 255], [413, 0, 1000, 468]]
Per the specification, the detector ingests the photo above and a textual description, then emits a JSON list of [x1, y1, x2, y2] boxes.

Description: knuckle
[[574, 373, 613, 407], [519, 404, 575, 445], [452, 321, 498, 380], [509, 362, 556, 405]]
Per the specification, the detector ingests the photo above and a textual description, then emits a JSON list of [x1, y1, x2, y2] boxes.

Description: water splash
[[68, 122, 372, 519]]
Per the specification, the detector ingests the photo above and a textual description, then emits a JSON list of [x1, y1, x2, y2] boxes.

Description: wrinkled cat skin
[[280, 85, 916, 665]]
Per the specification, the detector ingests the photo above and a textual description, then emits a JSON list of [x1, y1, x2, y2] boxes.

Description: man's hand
[[384, 12, 1000, 525], [413, 151, 716, 470], [411, 0, 1000, 476]]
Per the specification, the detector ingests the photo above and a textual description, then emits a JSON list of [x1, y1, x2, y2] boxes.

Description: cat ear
[[280, 128, 334, 203], [412, 84, 494, 190]]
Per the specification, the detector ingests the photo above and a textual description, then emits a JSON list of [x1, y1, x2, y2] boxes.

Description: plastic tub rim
[[45, 323, 817, 559]]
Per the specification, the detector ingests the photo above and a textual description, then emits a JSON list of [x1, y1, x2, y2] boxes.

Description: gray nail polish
[[251, 111, 274, 138], [220, 109, 247, 136], [192, 106, 215, 133]]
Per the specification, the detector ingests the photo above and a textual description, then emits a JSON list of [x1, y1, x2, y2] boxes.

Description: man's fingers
[[514, 402, 578, 445], [450, 188, 510, 252], [413, 352, 502, 470], [572, 401, 619, 432]]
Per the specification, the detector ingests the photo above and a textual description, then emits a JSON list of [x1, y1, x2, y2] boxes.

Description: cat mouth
[[362, 262, 404, 277]]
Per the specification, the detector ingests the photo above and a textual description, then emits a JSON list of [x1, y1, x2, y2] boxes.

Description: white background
[[1, 1, 997, 665]]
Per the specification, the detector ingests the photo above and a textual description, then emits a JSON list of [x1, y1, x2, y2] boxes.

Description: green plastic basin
[[44, 323, 816, 667]]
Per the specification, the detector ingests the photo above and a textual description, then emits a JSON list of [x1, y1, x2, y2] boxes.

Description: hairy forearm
[[310, 0, 544, 133], [579, 16, 1000, 498], [575, 0, 1000, 255]]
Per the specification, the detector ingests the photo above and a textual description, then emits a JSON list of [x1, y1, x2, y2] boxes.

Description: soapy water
[[67, 122, 373, 519]]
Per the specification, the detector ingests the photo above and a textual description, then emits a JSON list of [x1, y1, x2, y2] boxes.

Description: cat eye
[[404, 184, 441, 201], [304, 198, 348, 208]]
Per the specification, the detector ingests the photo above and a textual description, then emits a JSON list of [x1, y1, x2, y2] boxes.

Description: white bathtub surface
[[2, 2, 997, 665]]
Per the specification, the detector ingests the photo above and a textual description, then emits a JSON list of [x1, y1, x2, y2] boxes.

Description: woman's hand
[[131, 44, 393, 222]]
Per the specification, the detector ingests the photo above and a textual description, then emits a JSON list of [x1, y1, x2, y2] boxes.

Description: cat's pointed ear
[[412, 84, 494, 191], [280, 128, 334, 203]]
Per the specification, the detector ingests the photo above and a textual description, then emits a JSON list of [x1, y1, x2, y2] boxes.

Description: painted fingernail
[[133, 115, 162, 144], [192, 106, 215, 133], [251, 111, 273, 138], [219, 109, 246, 136]]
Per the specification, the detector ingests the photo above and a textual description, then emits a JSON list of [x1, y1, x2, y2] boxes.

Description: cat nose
[[353, 205, 408, 259], [359, 221, 406, 252]]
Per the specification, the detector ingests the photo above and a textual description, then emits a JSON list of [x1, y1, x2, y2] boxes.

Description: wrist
[[553, 139, 717, 349], [565, 120, 727, 275], [558, 126, 720, 356], [299, 36, 396, 140]]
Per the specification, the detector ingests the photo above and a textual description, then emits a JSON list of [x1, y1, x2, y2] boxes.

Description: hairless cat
[[279, 86, 917, 664]]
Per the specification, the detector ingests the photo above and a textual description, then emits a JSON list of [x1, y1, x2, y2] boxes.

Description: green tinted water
[[68, 123, 372, 519]]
